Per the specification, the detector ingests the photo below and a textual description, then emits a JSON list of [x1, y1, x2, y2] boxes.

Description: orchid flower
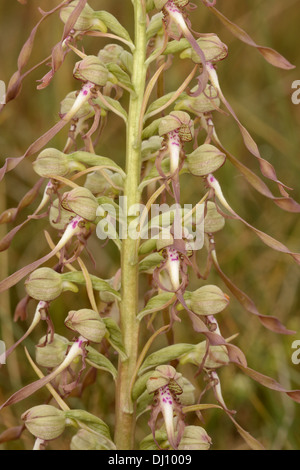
[[147, 365, 185, 450]]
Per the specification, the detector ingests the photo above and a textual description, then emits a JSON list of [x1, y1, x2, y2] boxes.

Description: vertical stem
[[0, 179, 21, 387], [114, 1, 147, 450]]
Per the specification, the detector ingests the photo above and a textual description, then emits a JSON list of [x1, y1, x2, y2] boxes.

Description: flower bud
[[142, 136, 163, 158], [60, 1, 107, 32], [175, 85, 220, 114], [187, 144, 226, 176], [179, 34, 228, 64], [25, 268, 63, 301], [33, 148, 70, 178], [190, 285, 229, 316], [73, 56, 109, 86], [159, 111, 194, 142], [179, 341, 229, 369], [98, 44, 125, 67], [70, 429, 108, 450], [65, 309, 106, 343], [35, 334, 70, 368], [49, 199, 76, 231], [22, 405, 66, 441], [61, 187, 98, 222], [60, 91, 93, 120], [204, 201, 225, 233], [178, 426, 212, 450], [84, 170, 123, 196]]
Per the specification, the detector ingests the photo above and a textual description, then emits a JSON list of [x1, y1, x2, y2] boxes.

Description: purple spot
[[83, 90, 88, 96]]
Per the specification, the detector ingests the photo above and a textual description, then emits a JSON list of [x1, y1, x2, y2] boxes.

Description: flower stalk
[[114, 0, 147, 450]]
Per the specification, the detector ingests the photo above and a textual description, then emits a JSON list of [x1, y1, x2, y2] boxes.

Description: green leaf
[[137, 292, 174, 320], [86, 345, 117, 380], [96, 196, 121, 218], [65, 410, 112, 442], [139, 344, 195, 374], [139, 253, 164, 273], [138, 238, 157, 256], [120, 50, 133, 74], [145, 92, 175, 117], [95, 11, 133, 44], [70, 151, 125, 175], [146, 12, 163, 41], [142, 118, 162, 140], [61, 272, 121, 300], [102, 317, 127, 361], [136, 389, 153, 418], [139, 159, 189, 192], [142, 136, 163, 159], [132, 372, 154, 402], [163, 38, 190, 55], [106, 63, 135, 92], [140, 431, 168, 450], [95, 95, 128, 122]]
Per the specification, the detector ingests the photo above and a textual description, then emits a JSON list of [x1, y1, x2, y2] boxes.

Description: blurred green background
[[0, 0, 299, 450]]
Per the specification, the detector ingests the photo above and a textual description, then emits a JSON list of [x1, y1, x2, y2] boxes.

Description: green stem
[[114, 1, 147, 450]]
